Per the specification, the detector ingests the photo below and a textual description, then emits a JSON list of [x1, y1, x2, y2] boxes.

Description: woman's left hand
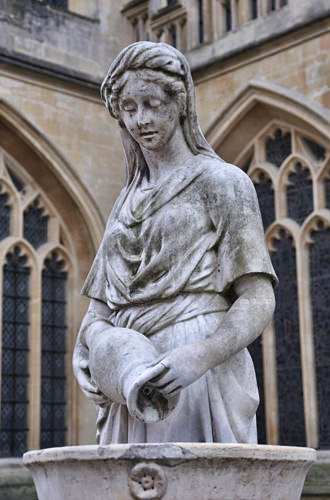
[[145, 342, 211, 398]]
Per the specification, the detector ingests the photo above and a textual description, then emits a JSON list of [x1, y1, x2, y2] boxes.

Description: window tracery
[[0, 148, 73, 456], [251, 171, 275, 230], [0, 247, 30, 457], [238, 123, 330, 448], [309, 220, 330, 448], [286, 162, 313, 225], [265, 128, 291, 167], [270, 229, 305, 446]]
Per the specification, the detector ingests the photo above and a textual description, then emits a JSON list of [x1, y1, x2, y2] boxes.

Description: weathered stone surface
[[73, 41, 277, 445], [23, 443, 316, 500]]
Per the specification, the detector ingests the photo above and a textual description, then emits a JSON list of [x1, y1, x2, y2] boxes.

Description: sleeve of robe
[[208, 163, 278, 295]]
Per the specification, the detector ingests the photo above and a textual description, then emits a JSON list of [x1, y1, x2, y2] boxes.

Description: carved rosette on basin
[[128, 462, 167, 500]]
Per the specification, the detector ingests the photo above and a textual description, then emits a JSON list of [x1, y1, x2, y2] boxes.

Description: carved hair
[[101, 42, 218, 185]]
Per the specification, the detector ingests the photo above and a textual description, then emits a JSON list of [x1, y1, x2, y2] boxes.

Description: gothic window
[[238, 123, 329, 448], [252, 172, 275, 230], [0, 247, 30, 457], [23, 199, 48, 249], [266, 128, 291, 167], [0, 148, 73, 456], [303, 137, 326, 162], [271, 231, 305, 446], [248, 336, 266, 444], [224, 0, 232, 31], [0, 189, 10, 240], [309, 222, 330, 448], [251, 0, 258, 19], [41, 252, 67, 449], [198, 0, 204, 43], [323, 171, 330, 209], [170, 24, 177, 48], [286, 162, 313, 225], [43, 0, 68, 9]]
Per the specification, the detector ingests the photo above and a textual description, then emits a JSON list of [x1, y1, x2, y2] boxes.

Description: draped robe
[[81, 154, 277, 444]]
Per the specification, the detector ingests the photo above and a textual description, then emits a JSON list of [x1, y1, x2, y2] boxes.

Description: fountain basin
[[23, 443, 316, 500]]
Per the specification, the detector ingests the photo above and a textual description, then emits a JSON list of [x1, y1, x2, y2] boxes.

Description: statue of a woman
[[73, 42, 277, 445]]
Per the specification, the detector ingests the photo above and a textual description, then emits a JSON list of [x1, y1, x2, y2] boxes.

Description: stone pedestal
[[23, 443, 315, 500]]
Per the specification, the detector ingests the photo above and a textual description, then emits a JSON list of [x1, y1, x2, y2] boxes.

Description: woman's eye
[[149, 98, 161, 108]]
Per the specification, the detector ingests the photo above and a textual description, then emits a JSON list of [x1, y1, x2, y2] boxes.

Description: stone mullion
[[230, 0, 238, 29], [296, 239, 318, 448], [262, 320, 279, 444], [28, 256, 42, 451]]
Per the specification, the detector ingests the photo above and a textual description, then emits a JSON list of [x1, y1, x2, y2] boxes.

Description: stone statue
[[73, 42, 277, 445]]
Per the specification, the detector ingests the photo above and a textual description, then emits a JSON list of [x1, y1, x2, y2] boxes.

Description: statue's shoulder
[[198, 155, 254, 198]]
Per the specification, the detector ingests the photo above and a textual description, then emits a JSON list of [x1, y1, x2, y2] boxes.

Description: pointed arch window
[[286, 162, 313, 225], [41, 252, 67, 449], [309, 221, 330, 448], [271, 231, 305, 446], [0, 148, 74, 456], [238, 123, 330, 448], [0, 247, 30, 457]]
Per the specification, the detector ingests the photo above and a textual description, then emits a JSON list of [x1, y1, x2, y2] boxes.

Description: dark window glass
[[198, 0, 204, 43], [251, 0, 258, 18], [309, 222, 330, 448], [271, 232, 306, 446], [270, 0, 276, 10], [287, 162, 313, 225], [280, 0, 287, 6], [0, 191, 10, 240], [225, 0, 232, 31], [0, 247, 30, 457], [248, 336, 266, 444], [40, 252, 67, 449], [7, 168, 25, 193], [266, 129, 292, 167], [45, 0, 68, 8], [242, 155, 253, 173], [253, 172, 275, 230], [24, 200, 48, 249], [302, 137, 326, 162], [170, 24, 177, 48], [325, 174, 330, 210], [167, 0, 178, 5]]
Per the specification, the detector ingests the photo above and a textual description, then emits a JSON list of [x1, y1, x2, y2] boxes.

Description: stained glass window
[[198, 0, 204, 43], [225, 0, 232, 31], [24, 200, 48, 249], [324, 174, 330, 209], [44, 0, 68, 8], [251, 0, 258, 19], [266, 129, 291, 167], [309, 223, 330, 448], [287, 163, 313, 225], [253, 172, 275, 230], [0, 247, 30, 457], [242, 155, 252, 173], [248, 336, 266, 444], [303, 137, 326, 162], [40, 252, 67, 449], [0, 190, 10, 240], [7, 168, 25, 193], [271, 232, 306, 446], [170, 24, 177, 48]]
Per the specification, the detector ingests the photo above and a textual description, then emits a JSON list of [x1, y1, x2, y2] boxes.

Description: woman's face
[[118, 72, 181, 151]]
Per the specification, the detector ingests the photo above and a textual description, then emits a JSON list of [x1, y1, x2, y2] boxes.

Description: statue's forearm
[[198, 276, 275, 370]]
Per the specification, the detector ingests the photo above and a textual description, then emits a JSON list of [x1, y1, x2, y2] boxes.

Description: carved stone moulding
[[23, 443, 315, 500]]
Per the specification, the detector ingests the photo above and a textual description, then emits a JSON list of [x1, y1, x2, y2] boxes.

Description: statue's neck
[[141, 125, 194, 185]]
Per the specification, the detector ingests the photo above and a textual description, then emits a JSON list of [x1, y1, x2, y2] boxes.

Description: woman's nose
[[137, 107, 151, 128]]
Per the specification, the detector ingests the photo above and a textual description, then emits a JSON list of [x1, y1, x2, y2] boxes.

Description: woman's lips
[[140, 131, 157, 138]]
